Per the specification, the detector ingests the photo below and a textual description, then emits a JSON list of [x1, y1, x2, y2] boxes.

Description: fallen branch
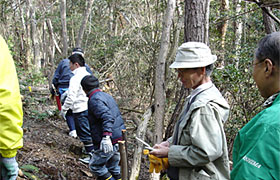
[[129, 106, 154, 180]]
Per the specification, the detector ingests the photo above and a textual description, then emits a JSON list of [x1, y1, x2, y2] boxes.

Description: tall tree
[[233, 0, 243, 67], [220, 0, 229, 49], [27, 0, 41, 72], [184, 0, 211, 43], [75, 0, 94, 47], [154, 0, 176, 144], [60, 0, 68, 58], [153, 2, 175, 179]]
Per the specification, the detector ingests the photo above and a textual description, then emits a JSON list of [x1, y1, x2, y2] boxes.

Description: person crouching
[[81, 75, 125, 180]]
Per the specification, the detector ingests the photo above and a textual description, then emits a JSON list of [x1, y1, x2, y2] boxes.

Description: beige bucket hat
[[170, 42, 217, 68]]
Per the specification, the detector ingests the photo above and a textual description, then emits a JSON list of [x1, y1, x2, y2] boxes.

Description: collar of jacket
[[263, 91, 280, 107], [88, 88, 101, 99], [72, 66, 86, 75], [189, 81, 213, 103]]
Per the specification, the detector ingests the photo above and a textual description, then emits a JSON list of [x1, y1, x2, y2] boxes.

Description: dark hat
[[72, 47, 84, 56], [81, 75, 99, 92]]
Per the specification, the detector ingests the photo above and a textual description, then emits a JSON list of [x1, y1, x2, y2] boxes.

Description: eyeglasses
[[252, 61, 264, 67], [176, 69, 184, 74]]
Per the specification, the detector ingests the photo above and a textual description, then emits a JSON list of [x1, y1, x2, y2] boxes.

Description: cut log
[[119, 141, 128, 180]]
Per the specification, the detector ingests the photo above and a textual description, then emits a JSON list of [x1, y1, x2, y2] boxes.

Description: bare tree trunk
[[60, 0, 68, 57], [24, 0, 32, 70], [27, 0, 41, 72], [220, 0, 229, 49], [46, 18, 62, 56], [217, 0, 229, 67], [233, 0, 243, 68], [154, 0, 175, 144], [75, 0, 94, 47], [262, 7, 276, 34], [184, 0, 210, 43], [152, 1, 175, 179]]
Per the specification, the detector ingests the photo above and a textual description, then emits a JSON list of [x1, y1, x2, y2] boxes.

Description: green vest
[[231, 94, 280, 180]]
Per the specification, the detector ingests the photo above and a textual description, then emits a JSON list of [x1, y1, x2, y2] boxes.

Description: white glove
[[100, 136, 113, 153], [60, 110, 67, 120]]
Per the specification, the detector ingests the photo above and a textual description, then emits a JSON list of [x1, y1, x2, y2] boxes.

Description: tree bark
[[27, 0, 41, 72], [60, 0, 68, 58], [220, 0, 229, 49], [262, 7, 276, 34], [75, 0, 94, 47], [154, 0, 175, 145], [233, 0, 243, 68], [152, 1, 175, 179], [184, 0, 211, 43]]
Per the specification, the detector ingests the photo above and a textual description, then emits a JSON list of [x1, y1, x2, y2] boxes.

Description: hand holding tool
[[135, 137, 154, 151]]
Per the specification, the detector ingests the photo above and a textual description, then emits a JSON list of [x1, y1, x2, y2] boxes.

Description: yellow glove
[[143, 150, 169, 173]]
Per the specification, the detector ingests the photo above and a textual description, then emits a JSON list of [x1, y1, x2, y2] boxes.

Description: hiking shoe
[[69, 130, 77, 138], [79, 155, 91, 164]]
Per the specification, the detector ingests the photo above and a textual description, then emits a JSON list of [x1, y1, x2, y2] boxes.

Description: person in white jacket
[[60, 53, 93, 163]]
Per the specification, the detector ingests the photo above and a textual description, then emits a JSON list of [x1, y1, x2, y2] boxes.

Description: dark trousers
[[89, 144, 121, 178], [73, 110, 94, 152], [66, 109, 75, 131]]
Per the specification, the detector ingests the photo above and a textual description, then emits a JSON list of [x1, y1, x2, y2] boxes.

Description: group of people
[[51, 48, 126, 180], [0, 31, 279, 180]]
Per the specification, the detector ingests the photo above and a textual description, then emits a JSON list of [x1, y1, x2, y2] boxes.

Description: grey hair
[[205, 64, 214, 76], [255, 32, 280, 67]]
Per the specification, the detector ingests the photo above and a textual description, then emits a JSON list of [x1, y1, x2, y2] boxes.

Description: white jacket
[[62, 67, 90, 113]]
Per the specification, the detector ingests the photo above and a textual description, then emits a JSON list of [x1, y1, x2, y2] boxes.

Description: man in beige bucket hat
[[150, 42, 231, 180]]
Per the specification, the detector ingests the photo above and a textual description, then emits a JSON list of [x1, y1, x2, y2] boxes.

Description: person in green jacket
[[0, 35, 23, 180], [231, 32, 280, 179]]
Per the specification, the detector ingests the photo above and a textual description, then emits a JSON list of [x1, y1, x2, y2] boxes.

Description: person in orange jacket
[[0, 35, 23, 180]]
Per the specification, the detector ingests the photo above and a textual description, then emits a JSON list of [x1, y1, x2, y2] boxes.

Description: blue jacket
[[52, 59, 93, 89], [87, 89, 125, 149]]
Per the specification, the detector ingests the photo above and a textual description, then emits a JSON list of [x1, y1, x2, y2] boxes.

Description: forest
[[0, 0, 280, 179]]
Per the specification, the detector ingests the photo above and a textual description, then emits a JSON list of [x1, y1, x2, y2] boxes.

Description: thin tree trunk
[[217, 0, 229, 67], [152, 1, 175, 179], [60, 0, 68, 57], [24, 0, 32, 70], [75, 0, 94, 47], [28, 0, 40, 72], [154, 0, 176, 144], [46, 18, 62, 56], [220, 0, 229, 49], [233, 0, 243, 68]]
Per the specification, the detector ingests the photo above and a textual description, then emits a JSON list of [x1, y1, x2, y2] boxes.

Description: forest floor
[[16, 86, 149, 180]]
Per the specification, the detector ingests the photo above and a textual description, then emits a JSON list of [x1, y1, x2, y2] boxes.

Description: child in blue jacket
[[81, 75, 125, 180]]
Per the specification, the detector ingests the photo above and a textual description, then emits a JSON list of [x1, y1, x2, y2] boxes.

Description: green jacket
[[231, 94, 280, 180], [0, 35, 23, 158], [168, 84, 230, 180]]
